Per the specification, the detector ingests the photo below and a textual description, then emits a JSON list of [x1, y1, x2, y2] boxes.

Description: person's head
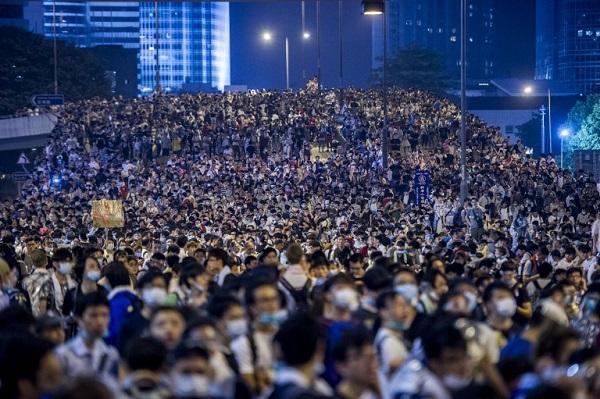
[[286, 243, 303, 266], [205, 248, 228, 278], [581, 282, 600, 317], [0, 334, 63, 399], [123, 336, 167, 374], [171, 340, 212, 398], [245, 280, 284, 328], [377, 290, 416, 331], [149, 306, 186, 350], [424, 269, 449, 300], [35, 315, 65, 346], [423, 320, 471, 391], [348, 253, 365, 279], [482, 281, 517, 320], [80, 256, 101, 283], [333, 325, 378, 387], [538, 261, 553, 279], [259, 247, 278, 267], [30, 248, 48, 270], [499, 261, 518, 287], [103, 261, 131, 289], [324, 273, 360, 315], [179, 263, 209, 305], [206, 292, 246, 340], [567, 267, 583, 288], [244, 255, 258, 269], [536, 326, 580, 366], [137, 270, 168, 308], [74, 291, 110, 341], [274, 312, 324, 370], [52, 248, 74, 275]]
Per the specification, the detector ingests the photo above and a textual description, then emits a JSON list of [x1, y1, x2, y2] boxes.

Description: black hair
[[149, 305, 185, 323], [258, 247, 277, 263], [362, 267, 393, 291], [103, 261, 131, 288], [206, 292, 242, 320], [124, 336, 167, 372], [332, 324, 371, 363], [179, 263, 206, 289], [52, 247, 73, 263], [274, 312, 322, 366], [136, 269, 167, 290], [207, 247, 229, 265], [538, 262, 553, 278], [322, 272, 355, 293], [243, 255, 257, 266], [482, 281, 513, 304], [172, 340, 210, 362], [0, 333, 55, 398], [74, 291, 109, 318], [422, 319, 466, 361]]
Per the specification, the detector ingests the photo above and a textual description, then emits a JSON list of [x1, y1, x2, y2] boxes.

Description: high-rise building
[[138, 1, 229, 94], [42, 1, 229, 94], [535, 0, 600, 94], [372, 0, 496, 79]]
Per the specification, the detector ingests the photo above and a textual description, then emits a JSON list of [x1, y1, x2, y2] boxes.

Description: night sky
[[229, 0, 536, 89]]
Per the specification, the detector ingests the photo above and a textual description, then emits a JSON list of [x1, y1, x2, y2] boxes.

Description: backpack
[[280, 278, 311, 311]]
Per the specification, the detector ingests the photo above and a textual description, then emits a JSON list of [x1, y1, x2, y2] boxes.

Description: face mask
[[494, 297, 517, 318], [58, 261, 73, 275], [171, 373, 210, 397], [395, 284, 419, 306], [226, 318, 248, 339], [85, 270, 101, 282], [464, 291, 478, 312], [142, 287, 167, 307], [388, 319, 410, 332], [333, 288, 359, 312], [443, 373, 472, 391], [257, 309, 288, 326]]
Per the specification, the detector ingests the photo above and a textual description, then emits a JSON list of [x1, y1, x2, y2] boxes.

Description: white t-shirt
[[231, 330, 275, 376], [374, 327, 408, 378], [592, 220, 600, 253]]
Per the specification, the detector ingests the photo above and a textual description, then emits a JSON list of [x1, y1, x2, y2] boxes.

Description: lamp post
[[559, 129, 570, 169], [459, 0, 468, 204], [362, 0, 388, 170], [262, 31, 309, 90], [523, 85, 553, 155]]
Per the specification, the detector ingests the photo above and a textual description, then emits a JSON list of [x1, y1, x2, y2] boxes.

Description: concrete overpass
[[0, 113, 56, 151]]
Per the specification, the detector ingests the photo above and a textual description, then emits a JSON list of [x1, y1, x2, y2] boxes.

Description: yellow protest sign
[[91, 200, 125, 228]]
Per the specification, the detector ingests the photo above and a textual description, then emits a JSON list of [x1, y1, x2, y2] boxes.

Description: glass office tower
[[138, 1, 230, 94], [536, 0, 600, 93]]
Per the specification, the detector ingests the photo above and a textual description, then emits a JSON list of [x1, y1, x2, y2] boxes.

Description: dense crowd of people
[[1, 87, 600, 399]]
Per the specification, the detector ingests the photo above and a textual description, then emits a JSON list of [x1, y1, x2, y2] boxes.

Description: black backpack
[[280, 278, 312, 311]]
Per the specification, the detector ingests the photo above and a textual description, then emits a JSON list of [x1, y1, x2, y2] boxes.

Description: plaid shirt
[[23, 268, 56, 317]]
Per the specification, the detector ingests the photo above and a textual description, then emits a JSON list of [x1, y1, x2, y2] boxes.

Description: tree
[[0, 26, 111, 115], [371, 45, 453, 92], [562, 95, 600, 168]]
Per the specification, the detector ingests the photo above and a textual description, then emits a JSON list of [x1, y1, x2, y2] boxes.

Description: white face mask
[[171, 373, 210, 397], [142, 287, 167, 307], [464, 291, 478, 312], [494, 297, 517, 318], [58, 261, 73, 275], [85, 270, 101, 282], [443, 373, 472, 391], [333, 288, 359, 312], [395, 283, 419, 306], [226, 318, 248, 339]]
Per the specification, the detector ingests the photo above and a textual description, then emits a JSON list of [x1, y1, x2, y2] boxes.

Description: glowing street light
[[262, 31, 272, 42], [523, 85, 533, 95], [303, 31, 310, 40], [559, 129, 570, 169], [362, 0, 384, 15]]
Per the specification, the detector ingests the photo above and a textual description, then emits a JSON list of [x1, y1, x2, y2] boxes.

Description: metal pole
[[154, 0, 160, 93], [459, 0, 468, 204], [540, 104, 546, 154], [317, 0, 321, 91], [382, 6, 389, 170], [547, 88, 553, 153], [561, 137, 564, 169], [301, 0, 306, 82], [338, 0, 343, 87], [52, 0, 58, 94], [285, 36, 290, 90]]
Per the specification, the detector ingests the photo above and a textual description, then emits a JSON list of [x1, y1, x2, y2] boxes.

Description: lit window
[[416, 20, 421, 26], [469, 37, 474, 42], [577, 30, 583, 37], [450, 35, 457, 42], [586, 30, 593, 36], [438, 28, 443, 33], [427, 28, 433, 33]]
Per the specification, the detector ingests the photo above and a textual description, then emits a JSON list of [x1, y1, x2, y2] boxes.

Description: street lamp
[[362, 0, 388, 169], [362, 0, 384, 15], [303, 31, 310, 40], [559, 129, 570, 169], [261, 31, 290, 90], [523, 84, 553, 154]]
